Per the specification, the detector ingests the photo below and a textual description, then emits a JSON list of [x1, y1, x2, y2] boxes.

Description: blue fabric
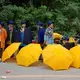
[[14, 30, 21, 42], [38, 27, 45, 43], [44, 34, 54, 44], [62, 35, 69, 41], [48, 21, 53, 26], [37, 21, 43, 26], [0, 21, 4, 27], [8, 20, 14, 24], [21, 20, 26, 24], [44, 27, 54, 44], [20, 32, 26, 46], [23, 27, 32, 44], [12, 27, 32, 45]]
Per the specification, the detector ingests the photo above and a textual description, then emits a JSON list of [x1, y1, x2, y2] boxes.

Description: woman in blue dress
[[44, 21, 54, 45]]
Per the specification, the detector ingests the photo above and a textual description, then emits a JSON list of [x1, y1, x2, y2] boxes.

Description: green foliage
[[0, 0, 80, 36], [0, 5, 53, 27], [53, 1, 80, 36]]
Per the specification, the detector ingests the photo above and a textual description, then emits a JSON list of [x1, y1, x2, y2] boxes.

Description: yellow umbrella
[[42, 44, 73, 70], [16, 44, 42, 67], [2, 43, 21, 62], [53, 33, 63, 39], [70, 45, 80, 68], [69, 37, 75, 43]]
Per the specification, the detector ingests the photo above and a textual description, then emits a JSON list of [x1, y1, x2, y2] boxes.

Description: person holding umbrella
[[44, 21, 54, 45], [0, 21, 7, 58]]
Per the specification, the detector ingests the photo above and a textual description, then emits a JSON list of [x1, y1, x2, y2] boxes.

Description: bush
[[0, 5, 53, 29], [0, 0, 80, 37]]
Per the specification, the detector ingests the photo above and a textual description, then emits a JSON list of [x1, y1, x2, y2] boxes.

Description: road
[[0, 58, 80, 80]]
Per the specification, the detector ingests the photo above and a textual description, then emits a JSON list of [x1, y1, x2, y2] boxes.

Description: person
[[37, 21, 45, 48], [5, 20, 16, 48], [36, 21, 45, 61], [0, 21, 7, 58], [75, 30, 80, 45], [75, 35, 80, 45], [62, 36, 75, 50], [14, 24, 21, 42], [44, 21, 54, 45], [54, 38, 61, 44], [19, 20, 32, 50]]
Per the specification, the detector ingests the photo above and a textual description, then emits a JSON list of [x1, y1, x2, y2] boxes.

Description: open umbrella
[[16, 44, 42, 67], [70, 45, 80, 68], [53, 33, 63, 39], [42, 44, 73, 70], [2, 43, 21, 62]]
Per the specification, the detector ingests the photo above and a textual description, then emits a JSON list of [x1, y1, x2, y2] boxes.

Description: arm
[[4, 29, 7, 40], [44, 34, 47, 45]]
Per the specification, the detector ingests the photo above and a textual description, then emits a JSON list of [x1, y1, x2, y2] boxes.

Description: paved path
[[0, 58, 80, 80]]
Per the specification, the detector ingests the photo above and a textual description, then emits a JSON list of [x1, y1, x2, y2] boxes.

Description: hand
[[20, 28, 24, 32], [44, 41, 47, 45]]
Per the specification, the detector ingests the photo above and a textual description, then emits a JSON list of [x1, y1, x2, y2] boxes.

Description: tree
[[0, 0, 80, 36]]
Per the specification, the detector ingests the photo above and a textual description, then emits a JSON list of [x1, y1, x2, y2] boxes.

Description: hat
[[48, 21, 53, 26], [8, 20, 14, 24], [0, 21, 5, 27], [21, 20, 26, 24], [62, 36, 69, 41], [37, 21, 43, 26]]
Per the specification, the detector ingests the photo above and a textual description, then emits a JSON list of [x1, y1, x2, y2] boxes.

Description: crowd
[[0, 20, 80, 58]]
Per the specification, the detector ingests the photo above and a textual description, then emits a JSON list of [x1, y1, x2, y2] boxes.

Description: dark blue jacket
[[23, 27, 32, 44], [14, 30, 21, 42], [15, 27, 32, 45], [38, 27, 45, 44]]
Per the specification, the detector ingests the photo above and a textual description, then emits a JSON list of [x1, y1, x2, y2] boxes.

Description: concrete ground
[[0, 58, 80, 80]]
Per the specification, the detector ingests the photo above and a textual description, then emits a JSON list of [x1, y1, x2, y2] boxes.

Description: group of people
[[0, 20, 54, 58], [0, 20, 79, 58], [0, 20, 33, 58], [37, 21, 79, 50]]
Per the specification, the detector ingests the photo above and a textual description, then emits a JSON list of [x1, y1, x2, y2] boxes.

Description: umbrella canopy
[[16, 44, 42, 67], [69, 37, 75, 43], [2, 43, 21, 62], [42, 44, 73, 70], [70, 45, 80, 68], [53, 33, 63, 39]]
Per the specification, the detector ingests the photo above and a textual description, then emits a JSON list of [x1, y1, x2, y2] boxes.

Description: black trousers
[[5, 44, 9, 49], [39, 54, 43, 62], [0, 48, 3, 58], [19, 46, 24, 51]]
